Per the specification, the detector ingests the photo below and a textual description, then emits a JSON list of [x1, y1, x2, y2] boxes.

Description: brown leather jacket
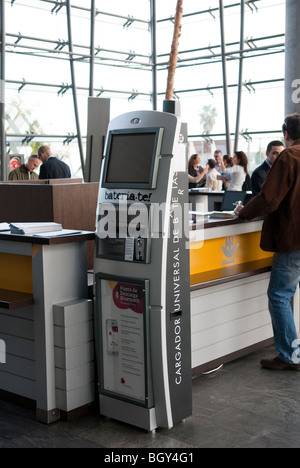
[[239, 139, 300, 253]]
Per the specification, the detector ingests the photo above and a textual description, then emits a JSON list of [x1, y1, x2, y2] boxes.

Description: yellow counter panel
[[0, 252, 33, 294], [189, 217, 278, 374], [190, 228, 273, 286]]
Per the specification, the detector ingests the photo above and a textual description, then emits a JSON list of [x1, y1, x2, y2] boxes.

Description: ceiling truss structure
[[0, 0, 285, 179]]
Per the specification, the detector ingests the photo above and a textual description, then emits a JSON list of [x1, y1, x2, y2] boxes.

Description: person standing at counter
[[8, 155, 41, 180], [188, 154, 206, 189], [251, 140, 284, 196], [214, 149, 223, 173], [234, 113, 300, 370], [222, 154, 234, 190], [38, 145, 71, 179], [220, 151, 248, 191], [188, 167, 208, 187], [205, 159, 222, 191], [223, 154, 233, 168]]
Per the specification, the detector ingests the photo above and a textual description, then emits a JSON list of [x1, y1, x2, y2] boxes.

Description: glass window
[[4, 1, 286, 178]]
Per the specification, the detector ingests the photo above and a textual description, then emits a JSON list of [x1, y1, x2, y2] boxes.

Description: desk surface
[[189, 189, 224, 195], [189, 189, 253, 195], [0, 230, 95, 245], [190, 215, 263, 231]]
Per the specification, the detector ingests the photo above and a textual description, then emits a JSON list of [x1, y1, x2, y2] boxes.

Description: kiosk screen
[[103, 128, 162, 188]]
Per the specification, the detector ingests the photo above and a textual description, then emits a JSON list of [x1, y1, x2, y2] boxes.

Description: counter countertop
[[0, 230, 95, 245], [189, 189, 252, 195], [190, 215, 263, 230], [189, 189, 224, 195]]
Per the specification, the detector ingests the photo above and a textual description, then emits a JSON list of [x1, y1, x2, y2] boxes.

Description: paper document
[[33, 229, 82, 237], [10, 222, 63, 235], [190, 211, 213, 216], [0, 223, 10, 231], [209, 211, 238, 219], [190, 210, 237, 219]]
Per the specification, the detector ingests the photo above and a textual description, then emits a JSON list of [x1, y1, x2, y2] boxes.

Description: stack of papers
[[33, 229, 82, 237], [190, 187, 212, 192], [190, 211, 238, 219], [10, 222, 63, 235], [189, 211, 211, 220], [0, 223, 10, 231], [209, 211, 237, 219]]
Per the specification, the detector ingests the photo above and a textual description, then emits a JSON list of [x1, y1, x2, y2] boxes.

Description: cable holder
[[241, 129, 253, 142], [58, 83, 71, 96], [22, 132, 35, 145], [14, 32, 22, 46], [126, 51, 136, 62], [128, 89, 139, 101], [63, 133, 75, 145], [51, 1, 65, 15], [243, 80, 255, 93], [123, 16, 134, 28], [96, 87, 104, 98], [18, 78, 26, 93], [54, 39, 67, 51]]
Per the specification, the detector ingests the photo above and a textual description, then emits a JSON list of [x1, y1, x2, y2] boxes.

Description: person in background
[[188, 154, 205, 189], [223, 154, 233, 168], [214, 149, 223, 173], [242, 170, 251, 191], [188, 170, 208, 187], [38, 145, 71, 179], [222, 155, 234, 190], [251, 140, 284, 196], [8, 155, 41, 181], [234, 113, 300, 370], [220, 151, 248, 191], [205, 159, 222, 191]]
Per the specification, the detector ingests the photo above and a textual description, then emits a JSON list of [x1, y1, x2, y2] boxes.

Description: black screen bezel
[[102, 127, 163, 189]]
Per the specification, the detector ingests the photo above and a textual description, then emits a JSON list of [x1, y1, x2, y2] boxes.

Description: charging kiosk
[[94, 110, 192, 430]]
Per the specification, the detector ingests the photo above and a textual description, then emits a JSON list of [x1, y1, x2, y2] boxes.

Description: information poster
[[99, 278, 147, 404]]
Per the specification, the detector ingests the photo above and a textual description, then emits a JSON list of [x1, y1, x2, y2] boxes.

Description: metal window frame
[[1, 0, 286, 180]]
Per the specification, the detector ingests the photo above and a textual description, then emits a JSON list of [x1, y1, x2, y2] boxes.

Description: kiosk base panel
[[100, 395, 157, 431]]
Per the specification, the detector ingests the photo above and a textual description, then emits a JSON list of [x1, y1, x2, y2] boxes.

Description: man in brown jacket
[[235, 113, 300, 370]]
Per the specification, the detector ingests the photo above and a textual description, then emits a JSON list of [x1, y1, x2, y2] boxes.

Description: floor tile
[[1, 345, 300, 448]]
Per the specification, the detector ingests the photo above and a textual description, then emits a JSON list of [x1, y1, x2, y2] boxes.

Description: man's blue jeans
[[267, 251, 300, 364]]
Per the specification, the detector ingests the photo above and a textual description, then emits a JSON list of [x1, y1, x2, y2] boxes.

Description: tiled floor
[[1, 345, 300, 448]]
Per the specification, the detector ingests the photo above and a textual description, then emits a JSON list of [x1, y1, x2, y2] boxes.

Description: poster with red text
[[100, 279, 146, 404]]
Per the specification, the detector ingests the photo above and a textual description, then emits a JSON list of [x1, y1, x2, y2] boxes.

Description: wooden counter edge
[[0, 289, 34, 310], [0, 230, 95, 245]]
